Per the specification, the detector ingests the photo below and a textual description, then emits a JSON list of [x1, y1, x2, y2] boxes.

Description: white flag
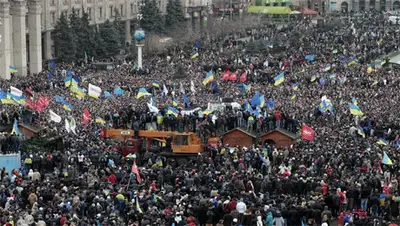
[[162, 84, 168, 97], [190, 80, 196, 93], [88, 83, 102, 98], [49, 110, 61, 123], [65, 119, 71, 133], [180, 82, 185, 94], [69, 117, 77, 135], [147, 103, 159, 113], [10, 86, 22, 97]]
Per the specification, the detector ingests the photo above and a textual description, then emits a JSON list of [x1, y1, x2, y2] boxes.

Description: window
[[110, 5, 113, 17], [99, 7, 102, 18], [87, 0, 92, 3], [120, 4, 123, 16], [87, 8, 92, 20], [51, 0, 55, 6], [51, 11, 56, 25]]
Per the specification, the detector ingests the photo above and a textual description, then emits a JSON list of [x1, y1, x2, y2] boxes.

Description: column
[[28, 0, 42, 74], [125, 20, 131, 45], [354, 0, 360, 11], [187, 15, 193, 34], [386, 0, 391, 10], [365, 0, 370, 10], [0, 0, 11, 80], [375, 0, 380, 10], [43, 31, 51, 60], [137, 44, 143, 69], [11, 0, 27, 77]]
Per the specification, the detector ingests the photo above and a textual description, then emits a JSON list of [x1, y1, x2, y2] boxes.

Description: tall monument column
[[125, 20, 131, 45], [0, 0, 11, 80], [11, 0, 27, 76], [28, 0, 42, 74]]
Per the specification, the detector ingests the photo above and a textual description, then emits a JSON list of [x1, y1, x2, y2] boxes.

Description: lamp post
[[134, 0, 145, 69]]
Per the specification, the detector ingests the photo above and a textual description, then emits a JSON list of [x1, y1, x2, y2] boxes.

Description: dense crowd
[[1, 10, 400, 226]]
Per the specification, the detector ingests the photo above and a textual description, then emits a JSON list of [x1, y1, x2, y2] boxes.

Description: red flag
[[131, 159, 142, 183], [82, 108, 91, 125], [221, 71, 230, 81], [239, 71, 247, 83], [229, 72, 237, 81], [301, 124, 315, 141], [25, 87, 33, 96]]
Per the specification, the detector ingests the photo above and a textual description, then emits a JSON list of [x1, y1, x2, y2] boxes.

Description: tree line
[[53, 0, 186, 62]]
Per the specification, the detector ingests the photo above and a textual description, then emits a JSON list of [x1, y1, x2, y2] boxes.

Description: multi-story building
[[0, 0, 211, 80]]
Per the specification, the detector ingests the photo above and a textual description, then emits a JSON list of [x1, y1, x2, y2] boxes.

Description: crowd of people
[[0, 10, 400, 226]]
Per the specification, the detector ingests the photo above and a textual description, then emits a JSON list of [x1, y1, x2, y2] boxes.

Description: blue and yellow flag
[[324, 64, 332, 72], [311, 74, 317, 82], [167, 107, 179, 117], [64, 76, 72, 87], [259, 95, 265, 108], [203, 71, 214, 85], [191, 52, 199, 59], [291, 93, 297, 100], [136, 197, 143, 214], [136, 88, 151, 99], [351, 97, 358, 106], [377, 138, 388, 146], [9, 65, 17, 73], [348, 57, 358, 66], [349, 103, 363, 116], [357, 126, 365, 138], [172, 98, 178, 107], [152, 80, 160, 88], [383, 151, 393, 165], [63, 102, 73, 111], [70, 86, 86, 97], [11, 119, 21, 136], [292, 83, 299, 91], [274, 72, 285, 86]]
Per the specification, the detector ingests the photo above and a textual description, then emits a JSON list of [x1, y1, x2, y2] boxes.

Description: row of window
[[49, 3, 138, 25]]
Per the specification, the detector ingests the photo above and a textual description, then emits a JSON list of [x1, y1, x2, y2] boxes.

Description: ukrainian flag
[[377, 138, 388, 146], [266, 43, 273, 48], [291, 93, 297, 100], [371, 80, 378, 87], [349, 103, 363, 116], [71, 78, 78, 87], [324, 64, 332, 72], [152, 80, 160, 88], [259, 95, 265, 108], [292, 83, 299, 91], [191, 52, 199, 59], [95, 117, 105, 124], [70, 86, 86, 97], [351, 97, 358, 106], [64, 76, 72, 87], [273, 72, 285, 86], [367, 65, 374, 73], [202, 71, 214, 86], [167, 107, 179, 117], [172, 98, 178, 107], [9, 65, 17, 73], [136, 197, 143, 214], [357, 126, 365, 138], [136, 88, 151, 99], [11, 119, 21, 136], [382, 151, 393, 165], [1, 93, 15, 105], [311, 74, 317, 82], [155, 157, 163, 167], [348, 57, 358, 66], [63, 102, 73, 111], [202, 109, 213, 115]]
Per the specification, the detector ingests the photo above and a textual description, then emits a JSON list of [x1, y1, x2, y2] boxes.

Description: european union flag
[[250, 92, 261, 107], [47, 71, 52, 81], [114, 87, 125, 96], [305, 55, 315, 62], [267, 98, 275, 110], [55, 95, 65, 103]]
